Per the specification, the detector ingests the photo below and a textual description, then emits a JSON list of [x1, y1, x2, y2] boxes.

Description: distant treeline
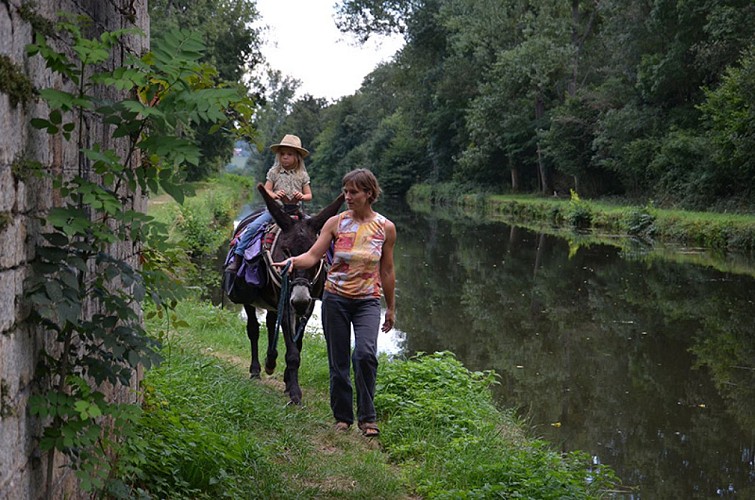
[[249, 0, 753, 212]]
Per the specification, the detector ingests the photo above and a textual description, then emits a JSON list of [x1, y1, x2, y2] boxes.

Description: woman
[[275, 169, 396, 437]]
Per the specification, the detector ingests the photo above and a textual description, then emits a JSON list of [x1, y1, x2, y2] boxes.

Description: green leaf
[[30, 118, 51, 130], [44, 280, 64, 302], [42, 232, 70, 246], [160, 178, 184, 204], [39, 89, 76, 110], [49, 109, 62, 125]]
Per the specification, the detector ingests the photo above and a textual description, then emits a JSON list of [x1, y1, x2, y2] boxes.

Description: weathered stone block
[[0, 269, 18, 333], [0, 168, 13, 212], [0, 218, 25, 269]]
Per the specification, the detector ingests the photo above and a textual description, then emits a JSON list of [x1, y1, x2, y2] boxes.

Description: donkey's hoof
[[264, 359, 276, 375], [250, 372, 260, 380]]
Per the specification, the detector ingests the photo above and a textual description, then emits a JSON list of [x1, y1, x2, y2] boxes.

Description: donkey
[[234, 184, 344, 404]]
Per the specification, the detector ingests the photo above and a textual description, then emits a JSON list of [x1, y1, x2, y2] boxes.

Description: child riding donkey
[[227, 134, 312, 272]]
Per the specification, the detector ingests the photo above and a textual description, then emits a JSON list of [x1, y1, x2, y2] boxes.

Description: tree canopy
[[278, 0, 755, 211]]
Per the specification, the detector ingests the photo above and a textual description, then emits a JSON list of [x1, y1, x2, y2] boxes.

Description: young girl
[[227, 134, 312, 272]]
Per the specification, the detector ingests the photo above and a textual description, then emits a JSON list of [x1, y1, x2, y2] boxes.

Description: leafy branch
[[23, 17, 254, 496]]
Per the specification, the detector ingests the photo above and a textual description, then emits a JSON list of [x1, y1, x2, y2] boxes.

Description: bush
[[377, 352, 617, 498], [624, 207, 656, 237], [565, 190, 593, 229]]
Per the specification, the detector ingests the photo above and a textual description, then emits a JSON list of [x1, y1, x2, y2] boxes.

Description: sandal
[[334, 421, 350, 432], [358, 421, 380, 437]]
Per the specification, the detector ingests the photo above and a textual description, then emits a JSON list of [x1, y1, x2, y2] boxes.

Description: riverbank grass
[[117, 298, 617, 498], [408, 183, 755, 252]]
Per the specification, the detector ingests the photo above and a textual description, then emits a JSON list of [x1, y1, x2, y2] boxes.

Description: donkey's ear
[[309, 193, 345, 232], [257, 183, 294, 231]]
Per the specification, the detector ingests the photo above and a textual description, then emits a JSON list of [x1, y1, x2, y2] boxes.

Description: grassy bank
[[408, 184, 755, 254], [117, 298, 617, 498]]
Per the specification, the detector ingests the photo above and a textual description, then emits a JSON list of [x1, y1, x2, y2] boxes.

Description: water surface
[[381, 199, 754, 499]]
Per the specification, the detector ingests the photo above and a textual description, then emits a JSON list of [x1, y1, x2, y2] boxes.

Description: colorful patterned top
[[325, 211, 387, 299]]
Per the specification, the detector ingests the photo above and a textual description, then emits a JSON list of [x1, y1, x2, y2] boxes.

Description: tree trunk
[[535, 95, 552, 194], [570, 0, 580, 97], [511, 165, 520, 192]]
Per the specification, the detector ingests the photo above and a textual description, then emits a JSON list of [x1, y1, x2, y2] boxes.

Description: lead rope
[[273, 262, 310, 348], [273, 261, 291, 350]]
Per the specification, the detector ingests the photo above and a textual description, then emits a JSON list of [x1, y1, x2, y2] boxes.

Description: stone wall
[[0, 1, 149, 498]]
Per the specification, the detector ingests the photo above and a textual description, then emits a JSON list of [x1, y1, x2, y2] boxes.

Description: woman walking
[[275, 169, 396, 437]]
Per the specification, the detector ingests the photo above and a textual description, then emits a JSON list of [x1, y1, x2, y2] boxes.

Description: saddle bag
[[223, 223, 268, 304]]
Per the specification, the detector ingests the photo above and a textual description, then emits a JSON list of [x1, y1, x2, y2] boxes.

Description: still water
[[379, 198, 754, 499]]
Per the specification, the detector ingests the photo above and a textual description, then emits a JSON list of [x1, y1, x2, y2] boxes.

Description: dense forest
[[152, 1, 755, 212]]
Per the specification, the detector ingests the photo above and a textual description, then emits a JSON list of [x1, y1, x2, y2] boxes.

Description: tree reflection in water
[[382, 198, 754, 499]]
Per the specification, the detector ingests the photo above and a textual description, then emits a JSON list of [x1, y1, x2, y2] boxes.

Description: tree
[[331, 0, 755, 209], [245, 69, 300, 182], [335, 0, 415, 41], [698, 48, 755, 204], [149, 0, 264, 180]]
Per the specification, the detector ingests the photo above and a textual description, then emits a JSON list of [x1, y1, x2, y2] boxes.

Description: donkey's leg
[[264, 311, 278, 375], [245, 305, 262, 379], [282, 314, 304, 405]]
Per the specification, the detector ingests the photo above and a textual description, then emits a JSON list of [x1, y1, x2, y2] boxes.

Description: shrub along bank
[[147, 174, 255, 298], [408, 184, 755, 254]]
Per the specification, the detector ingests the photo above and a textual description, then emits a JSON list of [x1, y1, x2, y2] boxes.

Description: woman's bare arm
[[380, 219, 397, 332]]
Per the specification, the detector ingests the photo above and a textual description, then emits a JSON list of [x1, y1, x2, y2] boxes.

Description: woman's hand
[[271, 257, 296, 273], [381, 308, 395, 333]]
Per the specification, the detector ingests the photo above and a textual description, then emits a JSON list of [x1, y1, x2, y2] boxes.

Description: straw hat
[[270, 134, 309, 157]]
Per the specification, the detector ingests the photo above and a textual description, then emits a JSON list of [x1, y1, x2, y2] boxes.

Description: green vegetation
[[238, 1, 755, 215], [114, 298, 617, 498], [148, 0, 264, 181], [149, 175, 254, 296], [21, 17, 253, 495], [409, 183, 755, 254], [0, 53, 35, 106]]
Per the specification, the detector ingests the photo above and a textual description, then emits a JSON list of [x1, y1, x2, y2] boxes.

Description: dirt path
[[204, 349, 411, 497]]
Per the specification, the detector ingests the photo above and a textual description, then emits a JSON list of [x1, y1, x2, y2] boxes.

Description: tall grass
[[114, 299, 617, 498], [377, 351, 616, 498]]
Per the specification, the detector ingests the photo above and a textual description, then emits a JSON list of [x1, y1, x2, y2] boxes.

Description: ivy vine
[[22, 16, 253, 496]]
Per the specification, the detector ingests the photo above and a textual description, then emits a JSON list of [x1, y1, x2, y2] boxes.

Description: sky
[[254, 0, 405, 101]]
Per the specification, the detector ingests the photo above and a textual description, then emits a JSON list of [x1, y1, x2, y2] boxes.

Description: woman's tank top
[[324, 211, 386, 299]]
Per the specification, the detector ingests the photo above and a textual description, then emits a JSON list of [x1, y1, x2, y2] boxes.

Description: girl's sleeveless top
[[324, 211, 386, 299]]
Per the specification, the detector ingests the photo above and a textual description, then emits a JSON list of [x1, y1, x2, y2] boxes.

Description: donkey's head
[[257, 184, 344, 314]]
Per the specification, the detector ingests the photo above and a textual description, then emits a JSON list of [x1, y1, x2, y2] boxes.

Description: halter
[[263, 225, 326, 291]]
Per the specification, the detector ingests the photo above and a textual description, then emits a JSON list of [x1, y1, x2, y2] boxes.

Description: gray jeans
[[321, 291, 381, 425]]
